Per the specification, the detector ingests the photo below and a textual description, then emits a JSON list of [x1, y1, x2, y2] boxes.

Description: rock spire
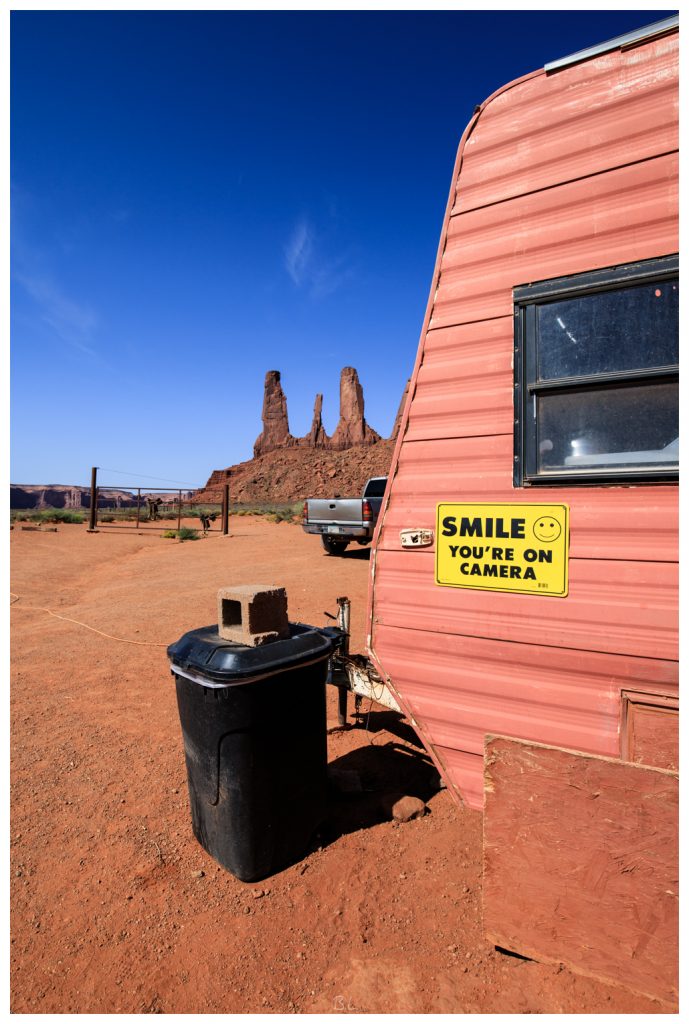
[[306, 394, 328, 447], [330, 367, 381, 449], [253, 371, 294, 457], [253, 366, 383, 457]]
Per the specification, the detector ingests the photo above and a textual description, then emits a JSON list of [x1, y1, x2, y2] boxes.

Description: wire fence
[[85, 469, 230, 535]]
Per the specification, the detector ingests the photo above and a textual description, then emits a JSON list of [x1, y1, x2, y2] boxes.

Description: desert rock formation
[[253, 366, 381, 457], [329, 366, 381, 449], [9, 485, 193, 511], [197, 365, 408, 504], [306, 394, 328, 448], [197, 441, 396, 506], [11, 367, 409, 512], [9, 485, 140, 510], [253, 371, 295, 456]]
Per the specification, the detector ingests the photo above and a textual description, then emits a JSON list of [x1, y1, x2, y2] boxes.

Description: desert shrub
[[11, 508, 86, 524], [52, 510, 85, 524], [271, 506, 300, 523], [100, 515, 115, 523], [260, 503, 302, 524], [162, 527, 198, 541], [232, 502, 300, 521], [29, 509, 85, 524]]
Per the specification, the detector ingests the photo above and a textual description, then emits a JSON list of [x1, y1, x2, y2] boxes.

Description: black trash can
[[167, 622, 338, 882]]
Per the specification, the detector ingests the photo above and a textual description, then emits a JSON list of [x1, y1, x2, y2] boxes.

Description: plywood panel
[[624, 696, 678, 771], [483, 736, 678, 1006]]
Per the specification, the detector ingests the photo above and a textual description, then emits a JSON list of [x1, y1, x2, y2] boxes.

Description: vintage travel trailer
[[366, 17, 678, 1003]]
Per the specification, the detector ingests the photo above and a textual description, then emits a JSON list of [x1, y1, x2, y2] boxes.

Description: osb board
[[483, 736, 678, 1007], [626, 701, 678, 772]]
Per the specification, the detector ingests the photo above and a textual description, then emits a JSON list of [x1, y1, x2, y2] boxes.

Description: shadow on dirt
[[328, 546, 371, 560], [319, 710, 444, 847], [354, 707, 425, 750]]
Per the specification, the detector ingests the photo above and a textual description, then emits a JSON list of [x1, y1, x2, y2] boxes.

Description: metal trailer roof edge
[[545, 14, 679, 73]]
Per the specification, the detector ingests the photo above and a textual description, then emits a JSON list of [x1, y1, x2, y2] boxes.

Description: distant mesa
[[9, 485, 138, 510], [253, 366, 385, 457], [9, 484, 192, 511]]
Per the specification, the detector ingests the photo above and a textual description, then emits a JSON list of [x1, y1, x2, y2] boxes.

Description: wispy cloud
[[284, 219, 314, 287], [14, 272, 99, 356], [283, 216, 355, 299]]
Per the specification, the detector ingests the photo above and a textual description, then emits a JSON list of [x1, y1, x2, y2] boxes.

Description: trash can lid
[[167, 622, 339, 684]]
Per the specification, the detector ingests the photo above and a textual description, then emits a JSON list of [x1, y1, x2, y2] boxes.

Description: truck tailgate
[[306, 498, 364, 526]]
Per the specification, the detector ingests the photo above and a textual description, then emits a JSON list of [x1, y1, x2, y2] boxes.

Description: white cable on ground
[[9, 593, 169, 647]]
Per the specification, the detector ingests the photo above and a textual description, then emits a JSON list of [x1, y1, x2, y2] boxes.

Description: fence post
[[87, 466, 98, 532], [177, 490, 182, 532], [135, 488, 141, 530], [222, 482, 230, 536]]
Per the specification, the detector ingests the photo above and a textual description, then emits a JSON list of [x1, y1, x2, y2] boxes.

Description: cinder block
[[217, 585, 290, 646]]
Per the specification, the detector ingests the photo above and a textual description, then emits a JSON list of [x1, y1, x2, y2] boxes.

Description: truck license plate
[[327, 526, 342, 534]]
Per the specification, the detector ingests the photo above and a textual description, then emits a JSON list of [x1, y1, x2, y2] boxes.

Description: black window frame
[[513, 255, 679, 487]]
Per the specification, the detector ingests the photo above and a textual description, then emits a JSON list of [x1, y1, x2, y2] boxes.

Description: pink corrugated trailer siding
[[368, 24, 679, 812]]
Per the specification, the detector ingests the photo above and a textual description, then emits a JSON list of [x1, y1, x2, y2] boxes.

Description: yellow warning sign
[[435, 503, 569, 597]]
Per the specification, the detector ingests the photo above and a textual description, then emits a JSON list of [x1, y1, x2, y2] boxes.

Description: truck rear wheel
[[322, 536, 349, 556]]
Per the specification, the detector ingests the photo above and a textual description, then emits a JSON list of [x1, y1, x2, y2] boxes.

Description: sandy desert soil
[[10, 518, 664, 1013]]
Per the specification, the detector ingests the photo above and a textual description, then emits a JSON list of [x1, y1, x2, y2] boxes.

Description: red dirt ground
[[10, 519, 664, 1013]]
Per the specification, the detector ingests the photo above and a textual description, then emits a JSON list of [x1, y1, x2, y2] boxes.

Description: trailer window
[[514, 257, 678, 485]]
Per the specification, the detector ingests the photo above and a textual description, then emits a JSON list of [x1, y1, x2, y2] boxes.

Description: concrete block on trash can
[[217, 585, 290, 646]]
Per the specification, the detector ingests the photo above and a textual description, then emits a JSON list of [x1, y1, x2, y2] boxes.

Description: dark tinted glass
[[364, 478, 387, 498], [537, 279, 678, 381], [536, 382, 678, 473]]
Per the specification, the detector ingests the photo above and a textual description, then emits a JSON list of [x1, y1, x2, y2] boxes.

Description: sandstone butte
[[197, 368, 409, 505]]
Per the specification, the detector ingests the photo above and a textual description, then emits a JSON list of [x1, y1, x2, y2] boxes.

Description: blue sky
[[10, 9, 675, 488]]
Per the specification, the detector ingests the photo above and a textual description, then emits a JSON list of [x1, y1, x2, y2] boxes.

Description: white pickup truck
[[302, 477, 388, 555]]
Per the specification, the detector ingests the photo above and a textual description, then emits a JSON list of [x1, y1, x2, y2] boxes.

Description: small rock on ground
[[380, 794, 427, 823]]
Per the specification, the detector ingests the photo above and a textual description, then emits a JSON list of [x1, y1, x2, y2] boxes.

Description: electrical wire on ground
[[10, 593, 169, 647]]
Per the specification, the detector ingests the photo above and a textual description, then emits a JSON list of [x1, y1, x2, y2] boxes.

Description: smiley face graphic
[[533, 516, 562, 543]]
